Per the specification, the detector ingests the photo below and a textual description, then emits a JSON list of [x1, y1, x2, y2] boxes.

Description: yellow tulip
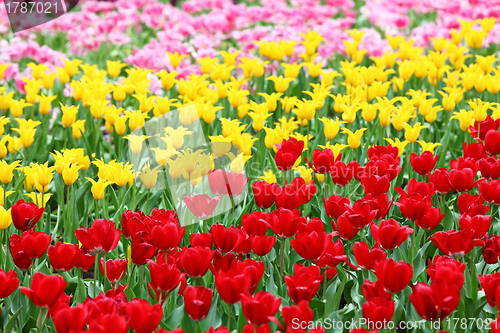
[[62, 163, 83, 186], [86, 178, 114, 201], [402, 122, 427, 143], [106, 60, 127, 78], [139, 162, 160, 189], [384, 138, 408, 157], [341, 128, 367, 149], [451, 109, 475, 132], [37, 94, 57, 115], [60, 103, 80, 128], [0, 206, 12, 229], [320, 117, 346, 140]]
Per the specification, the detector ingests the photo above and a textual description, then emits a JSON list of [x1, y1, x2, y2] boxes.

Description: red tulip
[[9, 234, 32, 270], [480, 273, 500, 307], [252, 181, 276, 209], [394, 193, 432, 221], [100, 258, 128, 284], [274, 184, 303, 210], [483, 234, 500, 264], [208, 170, 247, 197], [10, 199, 44, 231], [353, 241, 386, 270], [75, 248, 95, 271], [183, 194, 220, 219], [334, 213, 360, 241], [428, 167, 451, 194], [366, 193, 393, 220], [290, 177, 316, 204], [362, 279, 391, 300], [53, 304, 88, 333], [463, 141, 488, 161], [234, 228, 253, 254], [151, 221, 185, 252], [241, 291, 281, 327], [251, 235, 275, 256], [242, 211, 270, 236], [431, 229, 484, 258], [457, 193, 489, 216], [324, 195, 350, 219], [75, 219, 121, 255], [180, 246, 212, 277], [396, 178, 434, 198], [363, 156, 402, 181], [17, 230, 50, 259], [415, 206, 444, 230], [49, 292, 71, 318], [306, 148, 337, 174], [190, 233, 213, 248], [121, 209, 146, 240], [275, 138, 304, 171], [478, 179, 500, 204], [344, 198, 378, 229], [362, 297, 394, 329], [88, 313, 128, 333], [410, 151, 438, 175], [20, 272, 67, 308], [281, 300, 313, 331], [368, 145, 399, 160], [361, 174, 390, 197], [0, 269, 19, 298], [48, 242, 81, 272], [370, 218, 413, 250], [375, 258, 413, 293], [331, 161, 354, 186], [84, 297, 118, 322], [149, 261, 184, 292], [485, 129, 500, 156], [426, 255, 465, 290], [269, 208, 304, 238], [450, 156, 479, 173], [215, 267, 252, 304], [183, 286, 213, 321], [211, 224, 241, 253], [210, 250, 237, 273], [479, 157, 500, 180], [291, 230, 331, 260], [314, 239, 350, 269], [236, 259, 265, 294], [458, 214, 491, 239], [446, 168, 483, 192], [284, 264, 323, 303], [409, 279, 460, 321], [125, 299, 163, 333], [131, 236, 156, 266], [470, 115, 500, 140]]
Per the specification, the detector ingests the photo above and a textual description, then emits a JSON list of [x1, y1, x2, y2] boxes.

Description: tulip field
[[3, 0, 500, 332]]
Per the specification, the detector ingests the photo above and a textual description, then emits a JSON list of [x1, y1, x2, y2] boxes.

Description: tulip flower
[[324, 195, 350, 219], [14, 230, 50, 259], [10, 199, 44, 231], [410, 151, 438, 175], [190, 233, 213, 248], [180, 246, 212, 278], [121, 209, 146, 240], [53, 304, 88, 333], [426, 255, 465, 290], [74, 219, 121, 255], [375, 258, 413, 293], [431, 229, 484, 258], [48, 242, 81, 272], [459, 214, 491, 239], [183, 286, 213, 321], [370, 218, 413, 250], [0, 206, 12, 230], [86, 178, 115, 201], [236, 259, 265, 294], [20, 272, 67, 308], [149, 261, 184, 292], [469, 115, 500, 140], [394, 193, 432, 221], [485, 130, 500, 156], [291, 230, 332, 260], [211, 224, 241, 253], [0, 269, 19, 299], [251, 235, 276, 256], [306, 148, 338, 174], [284, 264, 323, 303], [415, 206, 444, 230], [252, 181, 276, 209], [241, 291, 281, 327], [362, 297, 395, 329], [150, 221, 185, 252], [125, 299, 163, 333], [361, 174, 390, 197], [131, 236, 156, 266], [274, 138, 304, 171], [281, 300, 314, 331], [479, 157, 500, 180], [268, 208, 305, 238], [362, 279, 392, 301], [409, 279, 460, 321], [483, 235, 500, 264], [10, 235, 32, 271], [428, 167, 452, 194], [100, 258, 128, 285], [241, 211, 270, 236], [344, 198, 378, 229], [334, 213, 360, 241], [330, 161, 355, 186], [215, 267, 252, 304], [478, 179, 500, 204], [208, 170, 248, 197], [353, 242, 386, 270], [183, 194, 221, 219]]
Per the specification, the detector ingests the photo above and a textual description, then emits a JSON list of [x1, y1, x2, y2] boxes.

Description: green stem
[[279, 237, 285, 279], [323, 269, 328, 300], [94, 254, 99, 298], [95, 199, 99, 220], [227, 304, 232, 331], [139, 265, 144, 298], [146, 189, 150, 215], [37, 307, 49, 333]]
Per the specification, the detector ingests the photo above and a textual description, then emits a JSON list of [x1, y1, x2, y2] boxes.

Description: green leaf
[[166, 305, 185, 330], [4, 306, 23, 333]]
